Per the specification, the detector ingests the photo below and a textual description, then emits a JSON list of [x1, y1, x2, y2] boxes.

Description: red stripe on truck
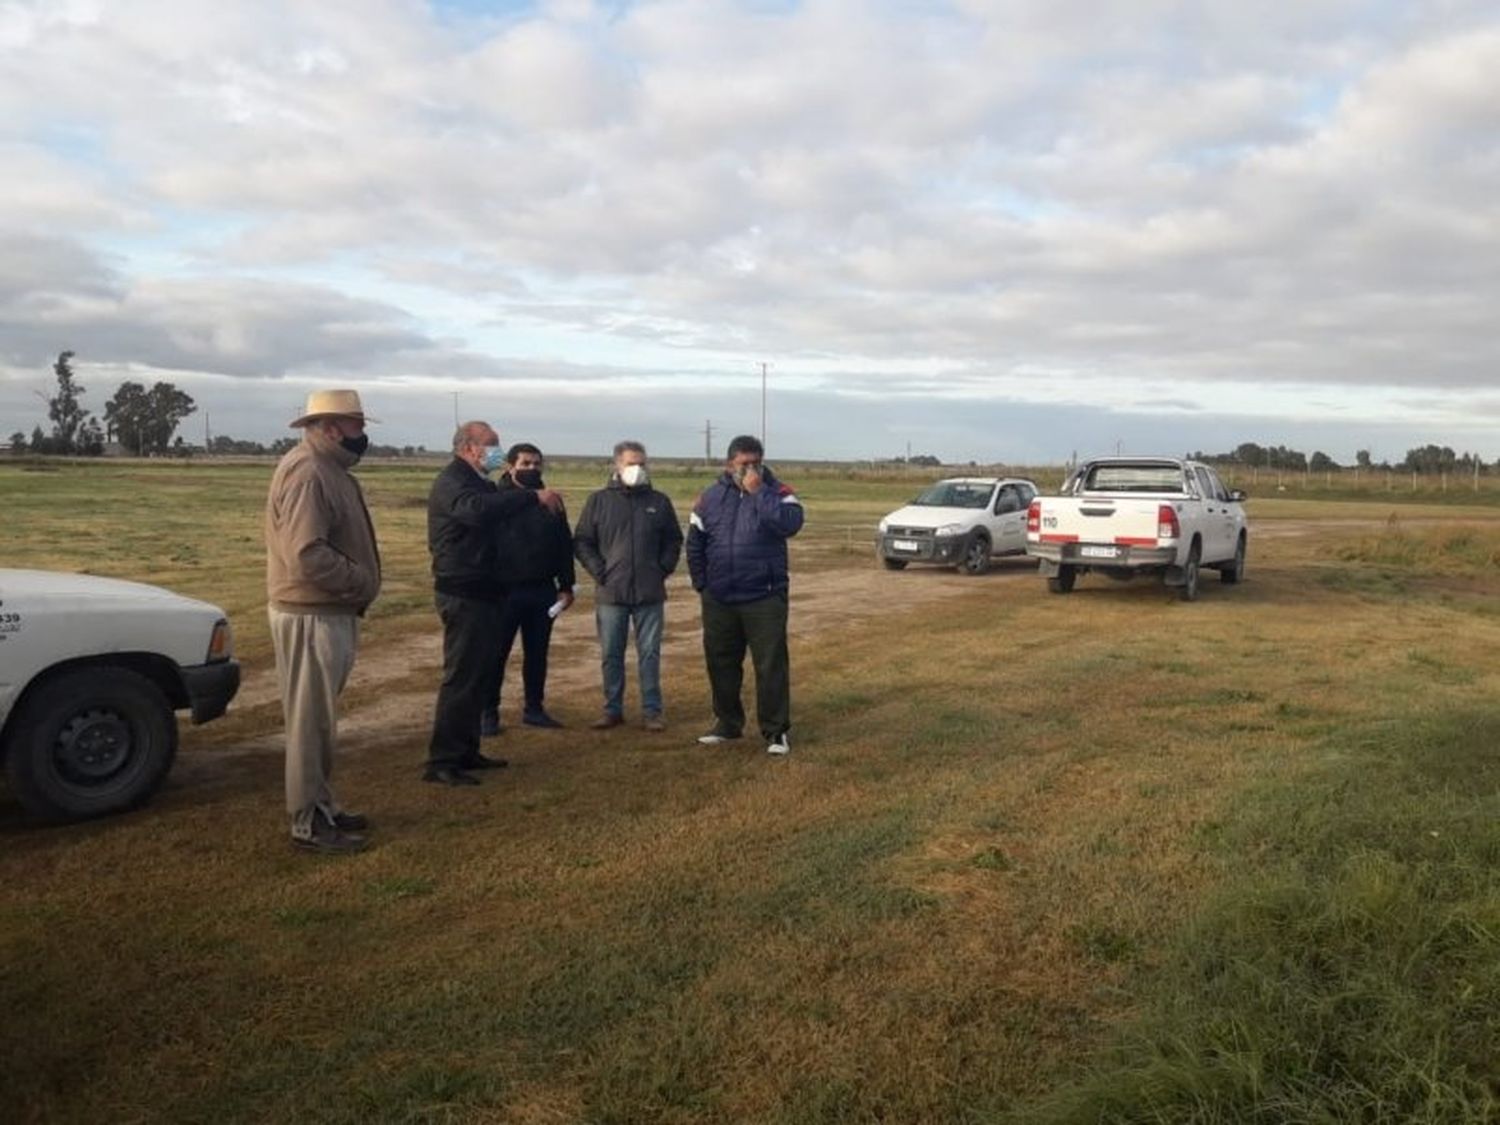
[[1114, 536, 1157, 546], [1037, 533, 1079, 544]]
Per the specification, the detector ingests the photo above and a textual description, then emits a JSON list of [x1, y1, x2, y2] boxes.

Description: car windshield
[[1082, 464, 1186, 493], [912, 482, 993, 509]]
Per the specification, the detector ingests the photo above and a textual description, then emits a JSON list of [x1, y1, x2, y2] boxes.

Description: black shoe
[[292, 823, 367, 854], [423, 766, 481, 787], [331, 811, 369, 832], [480, 709, 503, 737], [461, 752, 509, 770], [590, 713, 624, 730], [523, 711, 564, 729]]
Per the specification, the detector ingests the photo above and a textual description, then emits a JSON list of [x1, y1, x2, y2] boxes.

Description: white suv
[[0, 569, 240, 820], [876, 477, 1039, 575]]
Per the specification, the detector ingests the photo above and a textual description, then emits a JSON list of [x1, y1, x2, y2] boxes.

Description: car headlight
[[935, 523, 965, 537], [206, 619, 234, 663], [877, 518, 889, 533]]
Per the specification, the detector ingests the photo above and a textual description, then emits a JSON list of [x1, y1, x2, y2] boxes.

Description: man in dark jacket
[[425, 421, 563, 786], [685, 434, 803, 755], [574, 440, 683, 731], [482, 442, 574, 733]]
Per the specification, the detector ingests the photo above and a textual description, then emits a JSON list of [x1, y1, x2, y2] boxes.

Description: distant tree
[[7, 431, 25, 454], [28, 425, 47, 453], [105, 380, 197, 455], [1355, 449, 1372, 468], [1234, 441, 1265, 465], [46, 350, 96, 454], [1401, 444, 1457, 474], [1309, 451, 1338, 472]]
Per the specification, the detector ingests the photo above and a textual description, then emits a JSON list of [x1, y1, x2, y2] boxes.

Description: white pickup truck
[[0, 569, 240, 820], [1025, 457, 1247, 600], [876, 477, 1039, 575]]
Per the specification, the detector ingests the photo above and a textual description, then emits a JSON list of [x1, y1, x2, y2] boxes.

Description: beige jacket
[[264, 431, 382, 615]]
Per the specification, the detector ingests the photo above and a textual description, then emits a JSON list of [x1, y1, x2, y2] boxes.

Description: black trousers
[[427, 592, 503, 769], [701, 592, 790, 740], [488, 581, 556, 715]]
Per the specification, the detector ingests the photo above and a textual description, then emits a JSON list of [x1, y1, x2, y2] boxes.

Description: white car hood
[[0, 569, 220, 613], [882, 504, 978, 529]]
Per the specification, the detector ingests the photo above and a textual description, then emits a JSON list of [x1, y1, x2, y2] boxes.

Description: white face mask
[[620, 463, 649, 488]]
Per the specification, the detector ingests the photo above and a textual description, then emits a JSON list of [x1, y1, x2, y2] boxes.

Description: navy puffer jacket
[[686, 469, 804, 604]]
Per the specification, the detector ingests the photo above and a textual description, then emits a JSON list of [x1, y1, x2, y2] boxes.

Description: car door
[[1192, 467, 1232, 562], [990, 484, 1026, 554], [1206, 467, 1244, 560]]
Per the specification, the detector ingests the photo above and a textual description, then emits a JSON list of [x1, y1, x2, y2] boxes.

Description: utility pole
[[703, 419, 716, 464], [451, 391, 460, 428], [204, 410, 211, 454], [760, 361, 769, 450]]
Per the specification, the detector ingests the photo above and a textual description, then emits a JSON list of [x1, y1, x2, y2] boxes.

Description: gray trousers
[[269, 608, 359, 837]]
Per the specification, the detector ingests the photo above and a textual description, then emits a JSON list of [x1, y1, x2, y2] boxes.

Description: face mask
[[513, 468, 544, 489], [480, 445, 505, 474], [620, 463, 648, 488], [340, 433, 370, 458]]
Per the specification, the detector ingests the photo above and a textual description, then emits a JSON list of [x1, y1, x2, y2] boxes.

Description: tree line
[[6, 351, 429, 459], [1191, 442, 1491, 475]]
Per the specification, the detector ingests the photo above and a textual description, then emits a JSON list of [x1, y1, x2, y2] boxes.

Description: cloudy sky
[[3, 0, 1499, 463]]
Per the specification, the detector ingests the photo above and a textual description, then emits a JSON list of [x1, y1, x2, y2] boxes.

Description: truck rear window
[[1082, 464, 1186, 493]]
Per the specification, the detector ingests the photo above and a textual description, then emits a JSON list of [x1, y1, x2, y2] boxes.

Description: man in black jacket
[[573, 440, 684, 731], [482, 442, 575, 733], [425, 421, 563, 786]]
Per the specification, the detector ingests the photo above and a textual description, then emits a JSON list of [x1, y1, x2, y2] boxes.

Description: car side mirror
[[1228, 489, 1247, 502]]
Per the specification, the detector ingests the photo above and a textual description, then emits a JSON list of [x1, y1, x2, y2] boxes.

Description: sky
[[2, 0, 1499, 464]]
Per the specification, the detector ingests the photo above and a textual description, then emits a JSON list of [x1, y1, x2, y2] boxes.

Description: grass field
[[2, 458, 1500, 1123]]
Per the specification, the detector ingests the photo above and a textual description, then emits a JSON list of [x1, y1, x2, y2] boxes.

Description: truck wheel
[[1178, 545, 1201, 602], [1220, 534, 1246, 584], [4, 667, 178, 821], [1047, 565, 1077, 594], [881, 557, 909, 571], [959, 534, 991, 575]]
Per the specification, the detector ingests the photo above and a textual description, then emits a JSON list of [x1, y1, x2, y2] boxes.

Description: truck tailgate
[[1035, 496, 1167, 546]]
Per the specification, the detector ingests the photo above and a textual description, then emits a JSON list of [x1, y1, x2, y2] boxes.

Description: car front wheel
[[881, 557, 909, 571], [4, 666, 178, 821], [959, 534, 991, 575]]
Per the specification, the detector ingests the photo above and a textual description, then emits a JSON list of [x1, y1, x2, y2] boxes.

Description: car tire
[[1220, 534, 1246, 584], [1047, 565, 1077, 594], [959, 534, 991, 575], [881, 557, 909, 571], [4, 666, 178, 821], [1178, 544, 1201, 602]]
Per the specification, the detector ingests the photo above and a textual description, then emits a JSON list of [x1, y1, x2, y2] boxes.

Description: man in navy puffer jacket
[[686, 434, 804, 755]]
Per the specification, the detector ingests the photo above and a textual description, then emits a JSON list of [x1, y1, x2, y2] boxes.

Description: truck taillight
[[207, 619, 233, 663], [1026, 499, 1041, 534], [1157, 504, 1180, 541]]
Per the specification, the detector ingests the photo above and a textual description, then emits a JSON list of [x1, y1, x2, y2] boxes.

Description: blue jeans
[[596, 601, 664, 718]]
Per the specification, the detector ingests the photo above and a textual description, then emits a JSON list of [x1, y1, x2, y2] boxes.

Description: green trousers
[[700, 592, 790, 740]]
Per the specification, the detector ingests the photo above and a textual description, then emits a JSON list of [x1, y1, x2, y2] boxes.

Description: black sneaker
[[480, 709, 503, 737], [292, 822, 367, 854], [332, 811, 369, 832], [523, 711, 564, 729]]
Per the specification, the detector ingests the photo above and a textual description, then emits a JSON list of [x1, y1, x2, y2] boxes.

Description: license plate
[[1080, 544, 1119, 559], [892, 539, 919, 552]]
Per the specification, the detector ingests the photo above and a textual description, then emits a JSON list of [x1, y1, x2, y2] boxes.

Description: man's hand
[[557, 590, 575, 611], [740, 465, 763, 494], [536, 487, 564, 513]]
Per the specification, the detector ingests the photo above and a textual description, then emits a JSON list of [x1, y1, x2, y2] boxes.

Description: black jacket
[[427, 458, 538, 600], [573, 478, 683, 605], [494, 476, 575, 592]]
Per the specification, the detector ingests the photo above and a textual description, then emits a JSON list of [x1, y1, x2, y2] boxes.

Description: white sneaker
[[766, 734, 791, 756], [696, 727, 742, 745]]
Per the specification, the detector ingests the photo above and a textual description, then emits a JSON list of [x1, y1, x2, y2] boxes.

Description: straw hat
[[289, 389, 377, 428]]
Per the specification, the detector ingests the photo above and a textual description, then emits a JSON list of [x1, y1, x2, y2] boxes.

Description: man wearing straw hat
[[265, 389, 382, 854]]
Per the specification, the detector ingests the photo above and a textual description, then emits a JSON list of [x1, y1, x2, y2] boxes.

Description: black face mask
[[513, 468, 544, 489], [340, 433, 370, 458]]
